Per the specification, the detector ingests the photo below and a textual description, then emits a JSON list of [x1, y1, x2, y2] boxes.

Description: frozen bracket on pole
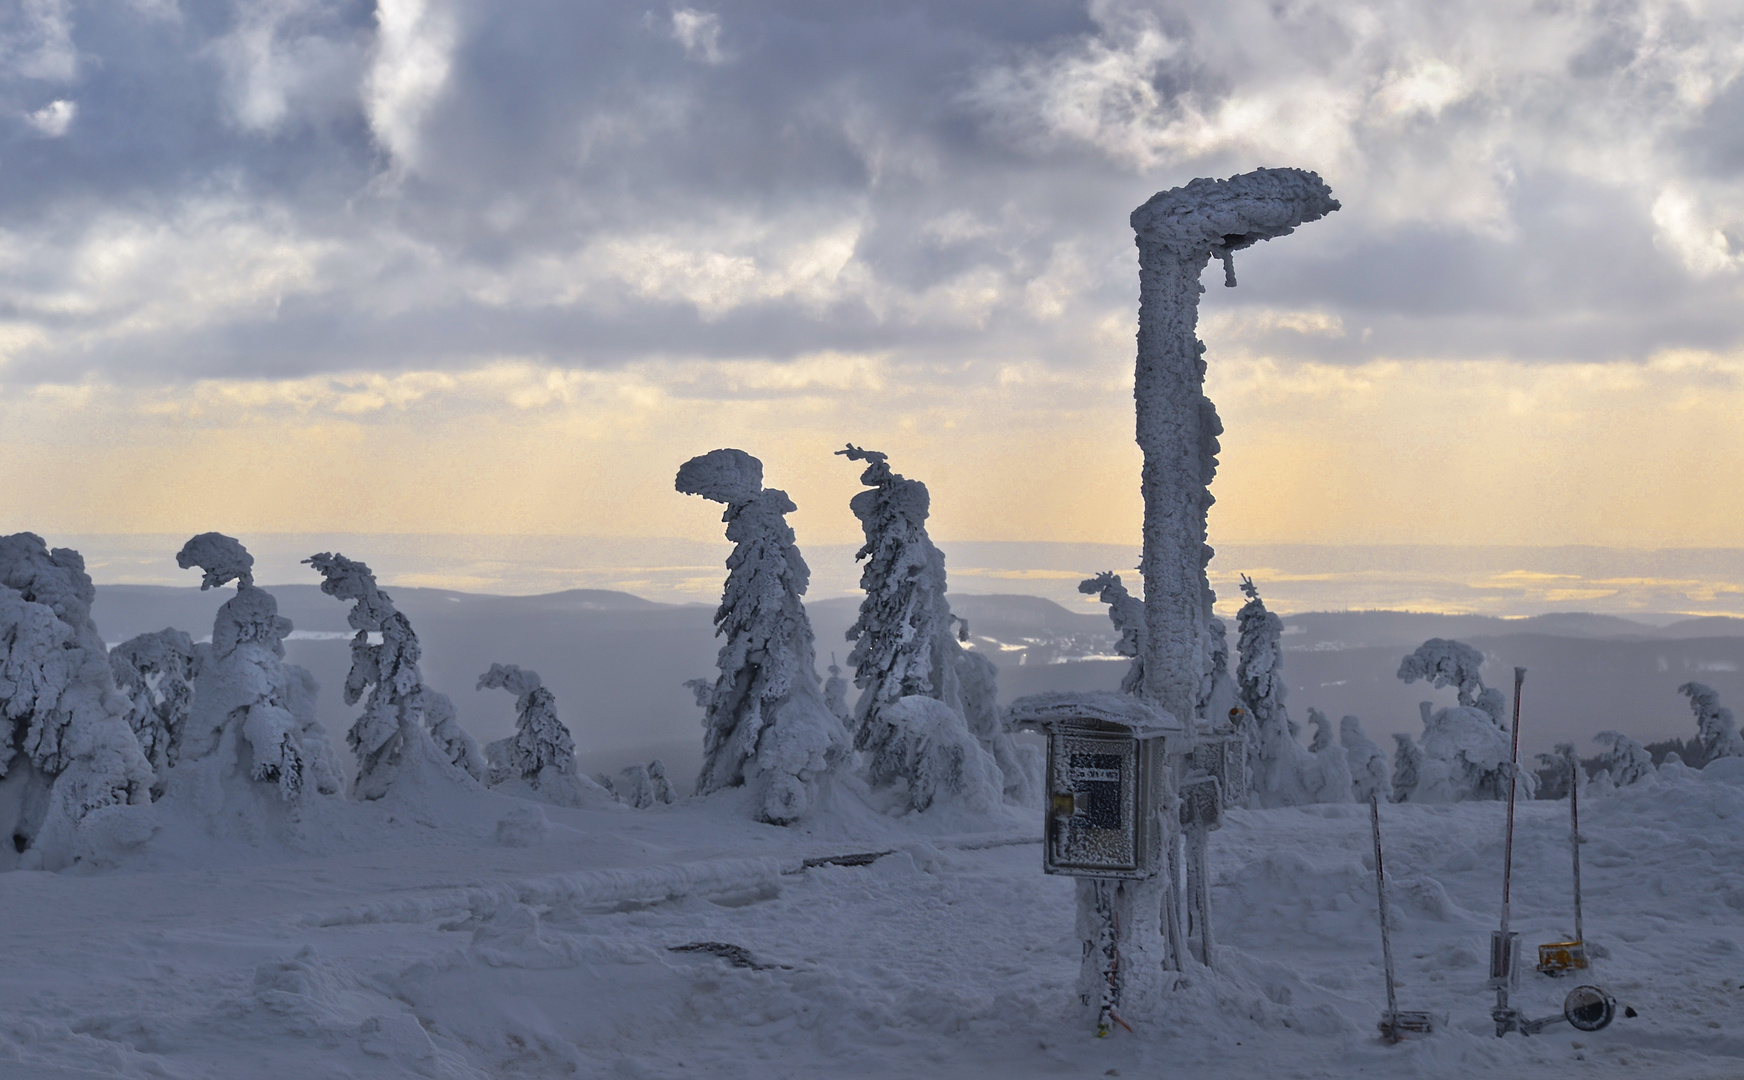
[[1131, 167, 1340, 288]]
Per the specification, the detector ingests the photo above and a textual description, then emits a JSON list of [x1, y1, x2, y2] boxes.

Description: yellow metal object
[[1050, 792, 1075, 816], [1536, 940, 1590, 975]]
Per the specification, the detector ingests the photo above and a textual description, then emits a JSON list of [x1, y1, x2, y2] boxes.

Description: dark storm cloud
[[1, 0, 1741, 384]]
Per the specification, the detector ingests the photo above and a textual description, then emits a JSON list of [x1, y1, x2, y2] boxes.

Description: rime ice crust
[[677, 448, 849, 825], [1129, 168, 1338, 729], [305, 551, 484, 800]]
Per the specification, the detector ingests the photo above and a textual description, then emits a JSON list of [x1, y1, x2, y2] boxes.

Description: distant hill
[[90, 585, 1741, 780]]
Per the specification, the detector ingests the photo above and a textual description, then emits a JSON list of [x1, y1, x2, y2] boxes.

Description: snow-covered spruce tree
[[1533, 743, 1579, 801], [304, 552, 483, 799], [475, 662, 606, 807], [677, 448, 849, 824], [823, 654, 851, 726], [1340, 715, 1389, 804], [110, 627, 196, 782], [1390, 732, 1423, 803], [1591, 730, 1654, 788], [1234, 576, 1328, 806], [1396, 639, 1523, 802], [647, 759, 676, 804], [176, 534, 343, 804], [477, 663, 574, 780], [0, 534, 155, 868], [1303, 707, 1355, 804], [1080, 571, 1146, 695], [1410, 699, 1525, 803], [1676, 682, 1743, 766], [837, 444, 1027, 808], [1398, 639, 1506, 726]]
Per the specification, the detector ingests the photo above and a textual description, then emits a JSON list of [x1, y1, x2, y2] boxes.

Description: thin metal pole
[[1569, 753, 1584, 943], [1370, 793, 1398, 1019], [1500, 667, 1526, 938]]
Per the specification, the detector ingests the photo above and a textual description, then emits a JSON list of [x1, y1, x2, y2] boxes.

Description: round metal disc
[[1564, 985, 1616, 1032]]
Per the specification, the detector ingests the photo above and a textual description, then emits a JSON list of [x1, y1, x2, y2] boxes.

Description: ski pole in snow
[[1371, 793, 1434, 1041]]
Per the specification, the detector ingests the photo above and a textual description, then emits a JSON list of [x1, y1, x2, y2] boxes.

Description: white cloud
[[211, 0, 368, 133], [1, 0, 77, 82], [670, 9, 726, 65], [23, 98, 75, 137], [1652, 186, 1741, 277], [365, 0, 456, 167]]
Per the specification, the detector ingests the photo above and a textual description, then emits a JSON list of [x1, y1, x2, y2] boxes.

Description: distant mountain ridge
[[88, 585, 1744, 776]]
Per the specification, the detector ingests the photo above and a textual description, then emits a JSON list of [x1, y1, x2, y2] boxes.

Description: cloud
[[365, 0, 456, 168], [670, 8, 727, 65], [0, 0, 1739, 393], [23, 97, 74, 136]]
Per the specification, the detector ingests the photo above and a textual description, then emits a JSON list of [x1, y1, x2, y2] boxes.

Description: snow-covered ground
[[3, 760, 1741, 1079]]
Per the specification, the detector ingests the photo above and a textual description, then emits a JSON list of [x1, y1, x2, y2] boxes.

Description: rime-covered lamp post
[[1129, 168, 1339, 726], [1128, 169, 1339, 979]]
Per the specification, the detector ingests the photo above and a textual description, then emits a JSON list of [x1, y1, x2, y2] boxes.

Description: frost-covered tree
[[1534, 743, 1579, 801], [475, 662, 606, 808], [1397, 639, 1506, 726], [823, 654, 851, 725], [838, 445, 1033, 807], [0, 534, 154, 866], [1400, 699, 1526, 804], [305, 552, 483, 799], [859, 695, 1003, 814], [1080, 571, 1145, 695], [1591, 730, 1654, 788], [1235, 576, 1328, 806], [647, 759, 676, 805], [110, 628, 196, 780], [1676, 682, 1743, 766], [677, 448, 849, 824], [1340, 715, 1389, 804], [1390, 732, 1423, 803], [1081, 570, 1233, 729], [477, 663, 575, 780], [176, 534, 343, 804], [1302, 707, 1354, 804], [616, 763, 656, 809]]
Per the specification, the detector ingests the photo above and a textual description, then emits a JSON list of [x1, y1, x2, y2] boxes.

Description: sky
[[3, 0, 1744, 562]]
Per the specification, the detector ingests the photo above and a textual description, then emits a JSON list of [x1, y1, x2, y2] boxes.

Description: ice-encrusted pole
[[1129, 168, 1339, 727], [1129, 169, 1338, 976]]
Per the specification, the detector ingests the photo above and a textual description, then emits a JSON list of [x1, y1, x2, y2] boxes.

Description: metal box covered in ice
[[1005, 691, 1180, 881]]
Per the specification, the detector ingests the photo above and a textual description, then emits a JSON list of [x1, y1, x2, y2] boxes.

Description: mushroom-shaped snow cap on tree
[[676, 448, 765, 506], [1398, 638, 1505, 726], [175, 533, 255, 591], [1131, 167, 1340, 286]]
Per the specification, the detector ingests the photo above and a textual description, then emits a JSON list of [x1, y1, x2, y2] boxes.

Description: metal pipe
[[1493, 666, 1527, 1024], [1570, 753, 1584, 944], [1501, 667, 1526, 936], [1370, 793, 1398, 1019]]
